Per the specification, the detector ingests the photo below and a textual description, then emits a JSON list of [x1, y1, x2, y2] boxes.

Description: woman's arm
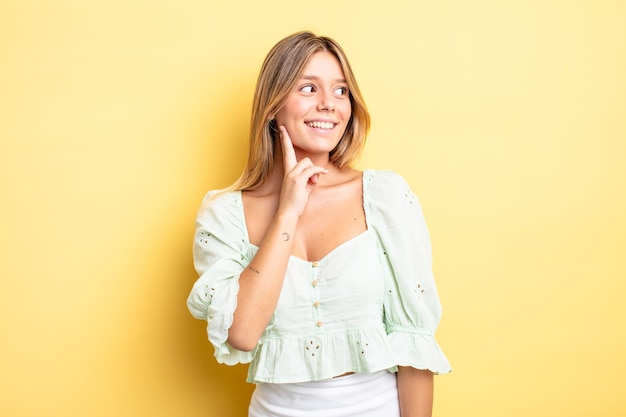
[[226, 210, 298, 351], [397, 367, 434, 417], [227, 126, 328, 351]]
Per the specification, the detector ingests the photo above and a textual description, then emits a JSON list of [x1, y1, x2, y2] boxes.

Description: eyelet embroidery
[[203, 284, 216, 300], [404, 189, 417, 205], [305, 338, 321, 358], [414, 283, 425, 299], [198, 231, 212, 245], [356, 339, 369, 356]]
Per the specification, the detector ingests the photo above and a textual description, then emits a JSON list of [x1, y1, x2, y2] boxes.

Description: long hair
[[232, 31, 371, 192]]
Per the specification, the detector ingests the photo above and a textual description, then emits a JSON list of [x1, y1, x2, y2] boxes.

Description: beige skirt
[[248, 371, 400, 417]]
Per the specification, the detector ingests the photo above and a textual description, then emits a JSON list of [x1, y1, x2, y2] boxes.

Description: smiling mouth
[[306, 121, 336, 129]]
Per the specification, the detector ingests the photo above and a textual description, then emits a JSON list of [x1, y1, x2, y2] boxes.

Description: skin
[[398, 367, 434, 417], [227, 51, 434, 417]]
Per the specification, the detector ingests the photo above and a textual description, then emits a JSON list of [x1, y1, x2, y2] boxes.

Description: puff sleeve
[[365, 170, 451, 374], [186, 191, 255, 365]]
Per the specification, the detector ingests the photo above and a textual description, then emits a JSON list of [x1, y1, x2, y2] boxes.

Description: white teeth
[[307, 121, 334, 129]]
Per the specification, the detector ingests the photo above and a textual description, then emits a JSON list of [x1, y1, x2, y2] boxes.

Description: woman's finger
[[279, 126, 297, 172], [298, 165, 329, 186]]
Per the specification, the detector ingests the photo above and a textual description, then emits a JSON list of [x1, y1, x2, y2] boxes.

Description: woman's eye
[[300, 85, 315, 93], [334, 86, 348, 95]]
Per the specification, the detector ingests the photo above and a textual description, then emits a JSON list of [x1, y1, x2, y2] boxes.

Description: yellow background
[[1, 1, 625, 416]]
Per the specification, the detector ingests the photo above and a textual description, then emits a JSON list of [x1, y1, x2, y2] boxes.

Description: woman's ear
[[268, 118, 278, 134]]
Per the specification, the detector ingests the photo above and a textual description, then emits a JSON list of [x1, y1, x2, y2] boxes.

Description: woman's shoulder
[[194, 189, 248, 245], [363, 169, 425, 221], [363, 169, 412, 196], [197, 189, 243, 218]]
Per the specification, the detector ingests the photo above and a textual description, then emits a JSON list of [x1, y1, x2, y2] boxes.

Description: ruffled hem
[[207, 275, 277, 366], [386, 330, 452, 375], [206, 277, 256, 365], [247, 326, 400, 384]]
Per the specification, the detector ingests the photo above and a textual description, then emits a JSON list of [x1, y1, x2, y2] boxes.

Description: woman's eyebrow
[[300, 75, 347, 83]]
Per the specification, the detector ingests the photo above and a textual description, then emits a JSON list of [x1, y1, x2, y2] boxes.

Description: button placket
[[310, 260, 323, 331]]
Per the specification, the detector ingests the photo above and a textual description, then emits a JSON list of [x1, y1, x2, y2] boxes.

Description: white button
[[312, 261, 319, 268], [316, 320, 323, 327], [313, 300, 320, 308], [311, 279, 318, 287]]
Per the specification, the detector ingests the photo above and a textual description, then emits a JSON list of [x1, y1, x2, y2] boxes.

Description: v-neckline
[[247, 229, 370, 265], [238, 170, 370, 264]]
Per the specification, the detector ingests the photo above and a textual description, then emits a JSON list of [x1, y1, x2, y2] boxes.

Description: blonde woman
[[187, 31, 451, 417]]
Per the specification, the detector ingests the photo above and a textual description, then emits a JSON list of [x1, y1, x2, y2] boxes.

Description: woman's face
[[274, 51, 352, 159]]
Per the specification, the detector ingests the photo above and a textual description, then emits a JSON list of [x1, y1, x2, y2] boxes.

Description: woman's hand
[[277, 125, 328, 217], [227, 126, 327, 351]]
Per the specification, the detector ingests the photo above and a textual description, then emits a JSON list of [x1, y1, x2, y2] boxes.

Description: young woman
[[187, 31, 451, 417]]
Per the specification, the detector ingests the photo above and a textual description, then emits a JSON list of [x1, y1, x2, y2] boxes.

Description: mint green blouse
[[187, 169, 451, 383]]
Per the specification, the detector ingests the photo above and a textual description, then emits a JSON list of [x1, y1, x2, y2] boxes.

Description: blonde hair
[[231, 31, 370, 192]]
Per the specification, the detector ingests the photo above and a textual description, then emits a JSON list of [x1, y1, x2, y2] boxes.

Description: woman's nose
[[317, 91, 335, 111]]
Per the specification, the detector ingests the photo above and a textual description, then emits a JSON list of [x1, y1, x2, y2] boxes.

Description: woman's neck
[[255, 151, 345, 196]]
